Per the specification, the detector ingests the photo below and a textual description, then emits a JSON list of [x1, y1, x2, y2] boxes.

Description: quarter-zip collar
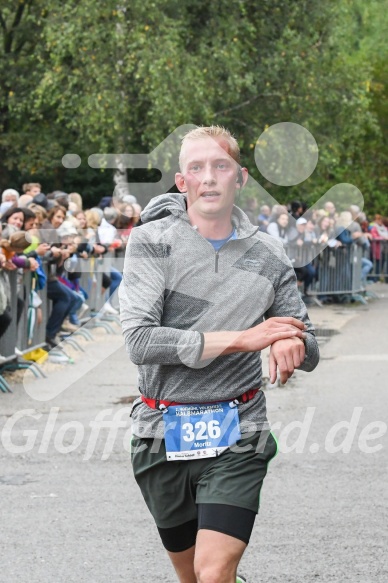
[[140, 193, 259, 241]]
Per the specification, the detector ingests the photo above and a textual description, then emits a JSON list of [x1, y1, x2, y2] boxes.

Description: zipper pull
[[215, 251, 219, 273]]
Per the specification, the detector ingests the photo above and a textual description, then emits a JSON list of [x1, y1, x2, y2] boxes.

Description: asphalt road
[[1, 287, 387, 583]]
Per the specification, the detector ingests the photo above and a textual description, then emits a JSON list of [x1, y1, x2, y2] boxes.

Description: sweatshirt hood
[[140, 192, 259, 238], [140, 193, 188, 224]]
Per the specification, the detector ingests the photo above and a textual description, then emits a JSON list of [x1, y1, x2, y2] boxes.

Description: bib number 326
[[163, 402, 241, 461], [182, 419, 221, 442]]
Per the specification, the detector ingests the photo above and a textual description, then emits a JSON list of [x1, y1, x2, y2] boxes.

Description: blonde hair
[[179, 125, 240, 170], [336, 211, 352, 229], [85, 209, 101, 229], [69, 192, 83, 210], [29, 204, 47, 224]]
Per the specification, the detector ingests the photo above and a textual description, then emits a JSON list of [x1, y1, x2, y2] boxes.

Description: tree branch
[[4, 1, 27, 52], [0, 11, 7, 31], [11, 1, 27, 32]]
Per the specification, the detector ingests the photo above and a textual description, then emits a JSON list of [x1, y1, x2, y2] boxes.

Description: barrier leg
[[350, 292, 368, 305], [0, 376, 12, 393], [100, 313, 121, 326], [0, 360, 43, 379], [87, 316, 117, 334], [73, 328, 94, 341], [60, 337, 85, 352]]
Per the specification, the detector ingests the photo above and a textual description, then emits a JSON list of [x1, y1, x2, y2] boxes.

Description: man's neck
[[187, 209, 233, 239]]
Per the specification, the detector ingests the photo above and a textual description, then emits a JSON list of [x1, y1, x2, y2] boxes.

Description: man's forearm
[[201, 331, 245, 360]]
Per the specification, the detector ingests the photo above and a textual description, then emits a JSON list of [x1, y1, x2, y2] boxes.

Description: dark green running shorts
[[131, 430, 278, 530]]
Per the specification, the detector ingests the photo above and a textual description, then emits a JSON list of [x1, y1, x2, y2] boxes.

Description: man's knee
[[194, 564, 232, 583], [194, 555, 235, 583]]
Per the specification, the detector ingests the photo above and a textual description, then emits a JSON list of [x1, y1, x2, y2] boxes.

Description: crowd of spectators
[[0, 183, 142, 358], [1, 186, 388, 361], [245, 198, 388, 296]]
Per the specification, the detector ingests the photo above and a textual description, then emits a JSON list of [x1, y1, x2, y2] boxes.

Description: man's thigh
[[196, 430, 278, 514]]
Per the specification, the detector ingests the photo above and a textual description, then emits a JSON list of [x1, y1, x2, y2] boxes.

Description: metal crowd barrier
[[0, 269, 49, 392], [0, 270, 18, 362], [17, 272, 48, 353], [77, 252, 120, 332], [284, 242, 367, 305], [78, 256, 105, 314], [368, 239, 388, 282]]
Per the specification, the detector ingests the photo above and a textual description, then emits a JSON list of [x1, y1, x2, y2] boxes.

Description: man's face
[[175, 137, 245, 219]]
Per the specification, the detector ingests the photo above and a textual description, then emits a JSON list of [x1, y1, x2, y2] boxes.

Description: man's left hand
[[269, 337, 305, 385]]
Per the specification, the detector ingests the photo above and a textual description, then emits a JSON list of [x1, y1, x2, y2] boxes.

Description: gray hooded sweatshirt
[[119, 193, 319, 438]]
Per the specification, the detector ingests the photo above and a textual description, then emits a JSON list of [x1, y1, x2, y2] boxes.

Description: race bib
[[163, 402, 241, 461]]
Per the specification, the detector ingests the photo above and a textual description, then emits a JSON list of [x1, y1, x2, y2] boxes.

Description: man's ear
[[239, 167, 249, 188], [175, 172, 187, 193]]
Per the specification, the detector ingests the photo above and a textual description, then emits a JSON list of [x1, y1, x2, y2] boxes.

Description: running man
[[119, 126, 319, 582]]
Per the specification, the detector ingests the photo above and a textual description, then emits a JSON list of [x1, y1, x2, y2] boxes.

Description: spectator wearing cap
[[295, 217, 307, 245], [31, 192, 49, 209], [56, 222, 86, 327], [98, 196, 113, 211]]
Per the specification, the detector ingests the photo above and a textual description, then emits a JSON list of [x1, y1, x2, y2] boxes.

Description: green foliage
[[0, 0, 386, 213]]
